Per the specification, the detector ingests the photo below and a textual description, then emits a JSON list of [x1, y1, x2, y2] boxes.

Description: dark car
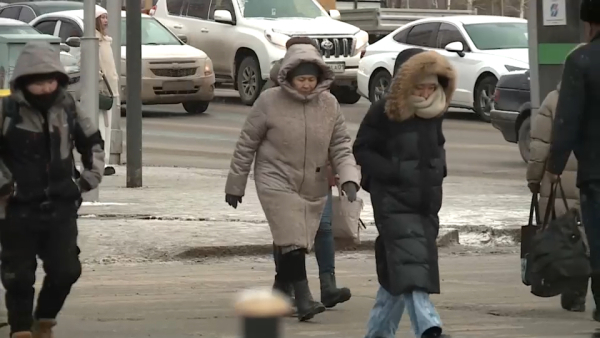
[[0, 1, 83, 23], [490, 70, 531, 163]]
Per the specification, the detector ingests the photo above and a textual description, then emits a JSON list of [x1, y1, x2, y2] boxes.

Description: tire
[[474, 75, 497, 123], [369, 70, 391, 103], [237, 56, 263, 106], [182, 101, 209, 114], [332, 86, 361, 104], [518, 116, 531, 163]]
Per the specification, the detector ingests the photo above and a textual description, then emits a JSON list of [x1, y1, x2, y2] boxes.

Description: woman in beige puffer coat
[[527, 44, 587, 312], [224, 43, 360, 321], [96, 6, 119, 176]]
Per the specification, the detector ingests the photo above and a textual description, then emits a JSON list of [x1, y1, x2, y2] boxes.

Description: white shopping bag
[[332, 185, 365, 244]]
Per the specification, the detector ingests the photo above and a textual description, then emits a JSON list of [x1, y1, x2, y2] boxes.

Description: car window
[[38, 4, 84, 15], [392, 27, 408, 43], [209, 0, 235, 20], [183, 0, 209, 20], [167, 0, 184, 15], [0, 6, 21, 20], [406, 23, 438, 47], [34, 20, 57, 35], [58, 20, 82, 43], [17, 6, 34, 22], [463, 22, 528, 50], [121, 17, 183, 46], [0, 24, 39, 34], [235, 0, 327, 19], [436, 23, 468, 50]]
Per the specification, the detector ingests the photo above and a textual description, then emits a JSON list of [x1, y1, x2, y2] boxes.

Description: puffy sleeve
[[527, 90, 557, 184], [224, 96, 268, 196], [328, 101, 360, 187], [353, 99, 395, 181]]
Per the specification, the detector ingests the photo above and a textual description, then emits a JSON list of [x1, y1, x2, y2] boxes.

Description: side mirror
[[214, 9, 234, 25], [329, 9, 341, 20], [444, 41, 465, 57], [177, 34, 187, 43], [65, 37, 81, 48], [60, 43, 70, 53]]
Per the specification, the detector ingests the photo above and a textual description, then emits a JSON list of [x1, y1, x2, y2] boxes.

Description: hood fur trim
[[385, 51, 456, 122]]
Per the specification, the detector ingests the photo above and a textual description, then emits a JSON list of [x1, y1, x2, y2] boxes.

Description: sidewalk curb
[[174, 229, 461, 259]]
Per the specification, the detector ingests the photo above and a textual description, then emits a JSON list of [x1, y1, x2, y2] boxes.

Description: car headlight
[[264, 29, 289, 49], [505, 65, 528, 72], [354, 30, 369, 52], [204, 58, 213, 76]]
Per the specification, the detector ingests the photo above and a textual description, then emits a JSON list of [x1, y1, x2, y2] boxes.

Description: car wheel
[[182, 101, 210, 114], [518, 116, 531, 163], [332, 86, 361, 104], [369, 70, 391, 103], [474, 75, 497, 123], [237, 56, 263, 106]]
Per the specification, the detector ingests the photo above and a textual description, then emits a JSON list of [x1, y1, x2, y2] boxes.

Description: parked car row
[[0, 1, 217, 114], [357, 15, 529, 122]]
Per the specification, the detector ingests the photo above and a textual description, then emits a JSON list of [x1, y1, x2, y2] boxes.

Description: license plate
[[162, 80, 193, 91], [327, 62, 345, 73]]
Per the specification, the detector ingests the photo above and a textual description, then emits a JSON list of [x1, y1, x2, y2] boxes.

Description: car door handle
[[201, 28, 209, 33], [173, 24, 183, 29]]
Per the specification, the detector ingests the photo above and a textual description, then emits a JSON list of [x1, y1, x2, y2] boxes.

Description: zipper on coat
[[299, 103, 309, 247], [40, 110, 52, 200]]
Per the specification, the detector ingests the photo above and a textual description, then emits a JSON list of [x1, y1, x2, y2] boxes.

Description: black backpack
[[0, 94, 81, 178]]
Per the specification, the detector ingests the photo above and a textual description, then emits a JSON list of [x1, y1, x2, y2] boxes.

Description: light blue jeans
[[365, 286, 442, 338]]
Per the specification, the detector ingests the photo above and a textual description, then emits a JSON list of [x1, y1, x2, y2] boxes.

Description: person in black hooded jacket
[[354, 48, 456, 338]]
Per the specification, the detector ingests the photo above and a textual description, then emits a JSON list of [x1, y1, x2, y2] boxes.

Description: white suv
[[151, 0, 368, 105]]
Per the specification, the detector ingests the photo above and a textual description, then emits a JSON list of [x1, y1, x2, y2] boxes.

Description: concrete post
[[107, 0, 122, 165], [235, 289, 291, 338], [126, 0, 143, 188], [528, 0, 585, 116], [80, 0, 100, 202]]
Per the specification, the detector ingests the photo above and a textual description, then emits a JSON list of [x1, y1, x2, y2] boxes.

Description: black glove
[[0, 181, 13, 198], [341, 182, 358, 202], [225, 194, 243, 209], [79, 178, 93, 192], [528, 182, 540, 194]]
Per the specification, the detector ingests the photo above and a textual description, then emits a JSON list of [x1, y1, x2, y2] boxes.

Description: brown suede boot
[[32, 319, 56, 338], [11, 332, 33, 338]]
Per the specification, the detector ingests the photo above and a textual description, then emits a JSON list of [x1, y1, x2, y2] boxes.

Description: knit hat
[[393, 48, 425, 76], [289, 62, 321, 79], [96, 5, 107, 18], [581, 0, 600, 23]]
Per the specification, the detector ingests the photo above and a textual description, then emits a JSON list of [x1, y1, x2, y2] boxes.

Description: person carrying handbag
[[96, 6, 119, 176]]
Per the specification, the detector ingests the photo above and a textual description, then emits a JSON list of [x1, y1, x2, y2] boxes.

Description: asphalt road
[[122, 89, 525, 181]]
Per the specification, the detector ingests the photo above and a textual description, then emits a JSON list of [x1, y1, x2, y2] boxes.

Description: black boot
[[561, 277, 588, 312], [422, 327, 451, 338], [320, 273, 351, 308], [292, 280, 325, 321]]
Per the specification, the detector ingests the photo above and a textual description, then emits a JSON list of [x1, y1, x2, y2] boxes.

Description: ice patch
[[82, 202, 132, 206]]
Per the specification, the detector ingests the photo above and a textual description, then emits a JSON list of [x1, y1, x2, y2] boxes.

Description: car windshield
[[463, 22, 528, 50], [39, 4, 84, 14], [121, 17, 182, 46], [235, 0, 326, 19], [0, 25, 39, 34]]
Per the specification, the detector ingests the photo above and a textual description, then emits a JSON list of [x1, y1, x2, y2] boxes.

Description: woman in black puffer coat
[[353, 48, 456, 338]]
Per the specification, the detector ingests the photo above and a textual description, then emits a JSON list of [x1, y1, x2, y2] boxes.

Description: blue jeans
[[315, 190, 334, 275], [365, 286, 442, 338]]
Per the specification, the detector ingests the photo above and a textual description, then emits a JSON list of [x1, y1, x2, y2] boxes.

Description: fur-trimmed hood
[[385, 51, 456, 122]]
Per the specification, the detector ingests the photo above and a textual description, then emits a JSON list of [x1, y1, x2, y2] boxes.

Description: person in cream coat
[[96, 6, 119, 176]]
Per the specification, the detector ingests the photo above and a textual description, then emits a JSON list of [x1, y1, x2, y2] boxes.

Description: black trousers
[[0, 203, 82, 333], [274, 246, 307, 283]]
